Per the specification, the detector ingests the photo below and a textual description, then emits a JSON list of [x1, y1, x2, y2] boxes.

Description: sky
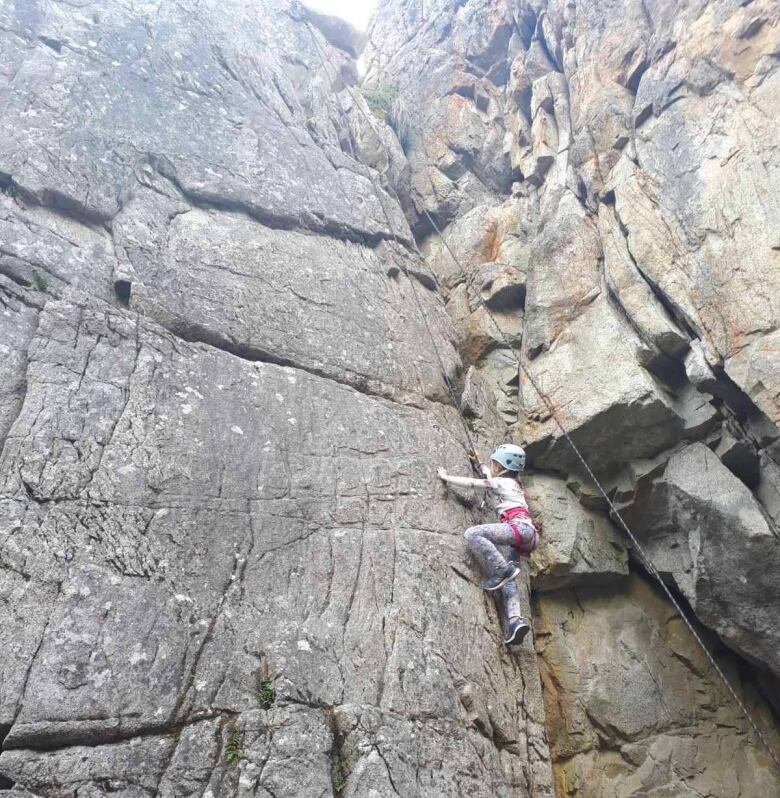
[[305, 0, 377, 31]]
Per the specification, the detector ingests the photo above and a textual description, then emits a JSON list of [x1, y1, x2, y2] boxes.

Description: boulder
[[521, 296, 720, 473], [619, 442, 780, 676], [725, 330, 780, 427], [756, 452, 780, 528], [524, 475, 629, 590]]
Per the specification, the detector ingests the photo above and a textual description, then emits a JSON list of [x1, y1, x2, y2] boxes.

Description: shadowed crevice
[[114, 279, 132, 306], [0, 723, 14, 789]]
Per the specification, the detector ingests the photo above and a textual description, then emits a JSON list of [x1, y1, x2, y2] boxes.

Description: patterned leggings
[[464, 520, 538, 627]]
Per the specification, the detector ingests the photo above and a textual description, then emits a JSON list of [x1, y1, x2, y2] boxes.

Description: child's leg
[[501, 578, 522, 628], [500, 571, 532, 645], [464, 522, 517, 575]]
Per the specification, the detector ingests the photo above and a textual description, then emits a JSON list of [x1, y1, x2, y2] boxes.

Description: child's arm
[[437, 465, 492, 489]]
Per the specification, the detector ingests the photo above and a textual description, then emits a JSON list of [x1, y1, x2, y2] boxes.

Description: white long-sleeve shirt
[[442, 464, 530, 517]]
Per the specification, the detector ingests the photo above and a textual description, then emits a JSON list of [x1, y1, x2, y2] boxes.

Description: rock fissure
[[153, 315, 456, 411], [610, 204, 700, 344], [3, 711, 233, 754], [150, 156, 415, 251]]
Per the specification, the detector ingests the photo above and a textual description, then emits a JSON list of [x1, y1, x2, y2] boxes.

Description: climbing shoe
[[481, 562, 521, 592], [504, 618, 531, 646]]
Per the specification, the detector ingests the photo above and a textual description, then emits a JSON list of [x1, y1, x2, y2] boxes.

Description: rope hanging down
[[421, 212, 780, 771], [299, 10, 780, 771]]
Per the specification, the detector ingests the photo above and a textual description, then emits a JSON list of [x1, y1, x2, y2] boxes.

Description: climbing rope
[[297, 9, 780, 770]]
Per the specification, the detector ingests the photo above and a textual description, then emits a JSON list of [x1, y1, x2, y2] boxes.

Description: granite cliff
[[0, 0, 778, 796]]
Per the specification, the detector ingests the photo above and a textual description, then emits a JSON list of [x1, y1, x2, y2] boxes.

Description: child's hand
[[437, 467, 448, 481], [467, 450, 480, 465]]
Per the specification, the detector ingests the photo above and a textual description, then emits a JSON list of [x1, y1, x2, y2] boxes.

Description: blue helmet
[[490, 443, 526, 472]]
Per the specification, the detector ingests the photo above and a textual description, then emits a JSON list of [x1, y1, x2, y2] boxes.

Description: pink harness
[[500, 506, 539, 556]]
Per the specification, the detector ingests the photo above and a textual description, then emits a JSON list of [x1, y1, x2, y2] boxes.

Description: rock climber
[[437, 443, 538, 646]]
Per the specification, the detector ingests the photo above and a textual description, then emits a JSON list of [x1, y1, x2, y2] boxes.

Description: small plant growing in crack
[[359, 82, 412, 152], [31, 270, 49, 292], [224, 729, 242, 765], [361, 83, 397, 120], [333, 773, 347, 794], [258, 677, 276, 710], [332, 760, 350, 796]]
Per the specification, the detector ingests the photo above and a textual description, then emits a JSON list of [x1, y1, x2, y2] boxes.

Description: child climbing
[[437, 443, 538, 646]]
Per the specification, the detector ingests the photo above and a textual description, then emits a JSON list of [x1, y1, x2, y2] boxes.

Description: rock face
[[619, 442, 780, 677], [365, 0, 780, 793], [0, 1, 552, 795], [0, 1, 779, 797], [535, 576, 780, 798], [523, 475, 628, 591]]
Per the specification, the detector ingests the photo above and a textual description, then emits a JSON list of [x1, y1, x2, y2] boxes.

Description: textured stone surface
[[0, 278, 42, 447], [0, 255, 549, 794], [519, 296, 720, 473], [725, 330, 780, 426], [2, 0, 780, 795], [1, 296, 487, 737], [0, 0, 552, 795], [111, 177, 458, 404], [534, 575, 780, 798], [366, 0, 780, 792], [0, 0, 408, 241], [618, 442, 780, 677], [523, 475, 628, 591], [367, 0, 780, 471]]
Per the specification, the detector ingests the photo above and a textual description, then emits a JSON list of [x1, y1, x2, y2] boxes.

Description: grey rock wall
[[0, 1, 553, 795], [1, 0, 779, 795]]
